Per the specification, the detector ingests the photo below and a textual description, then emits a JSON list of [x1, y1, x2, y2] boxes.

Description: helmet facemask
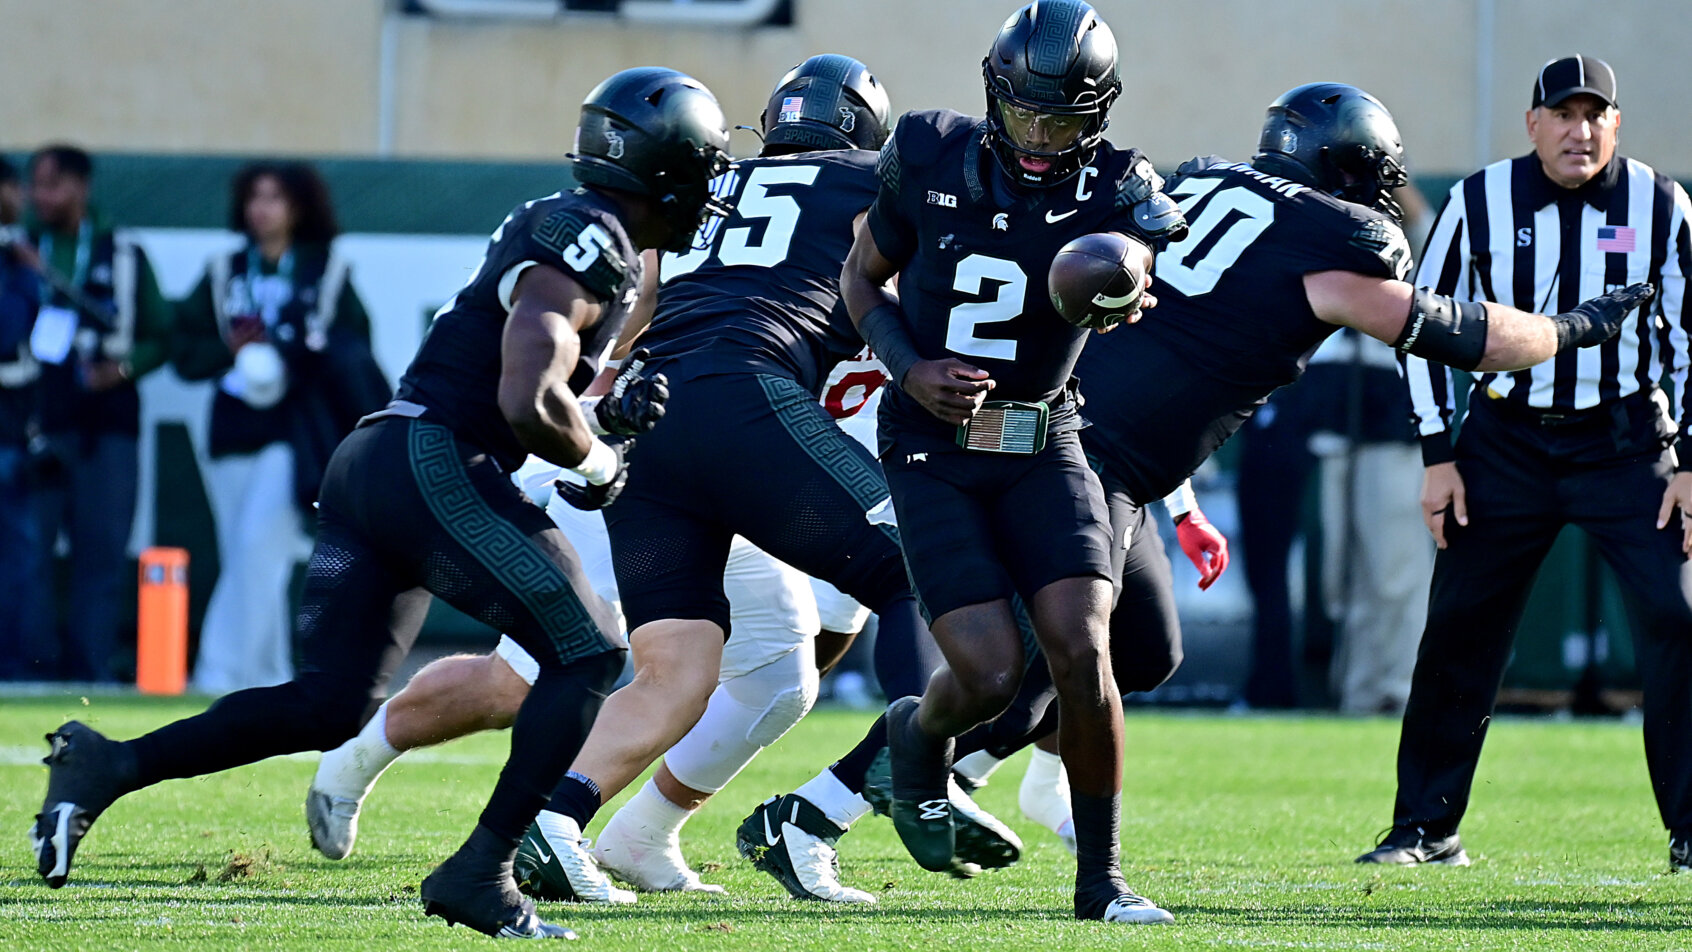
[[982, 77, 1115, 188], [979, 1, 1122, 189]]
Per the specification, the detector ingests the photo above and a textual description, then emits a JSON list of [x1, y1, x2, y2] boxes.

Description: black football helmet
[[760, 54, 891, 154], [982, 0, 1121, 188], [571, 67, 735, 252], [1252, 83, 1409, 221]]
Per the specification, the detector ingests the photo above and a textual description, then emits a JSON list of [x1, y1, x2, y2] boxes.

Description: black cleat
[[735, 794, 876, 903], [1671, 834, 1691, 872], [863, 748, 1020, 876], [1355, 825, 1471, 866], [884, 696, 957, 873], [422, 836, 577, 939], [32, 721, 137, 888]]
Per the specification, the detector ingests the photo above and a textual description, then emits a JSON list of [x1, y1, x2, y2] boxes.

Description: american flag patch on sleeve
[[1596, 225, 1636, 253]]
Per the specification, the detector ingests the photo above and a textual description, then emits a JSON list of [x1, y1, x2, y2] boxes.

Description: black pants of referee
[[1392, 390, 1692, 841]]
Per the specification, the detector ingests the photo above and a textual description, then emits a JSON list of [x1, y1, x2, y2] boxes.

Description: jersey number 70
[[1158, 180, 1276, 297]]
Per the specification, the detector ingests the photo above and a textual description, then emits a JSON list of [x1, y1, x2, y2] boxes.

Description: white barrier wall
[[131, 228, 488, 552]]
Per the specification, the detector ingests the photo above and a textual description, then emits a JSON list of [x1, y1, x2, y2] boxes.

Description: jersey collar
[[1520, 152, 1623, 212]]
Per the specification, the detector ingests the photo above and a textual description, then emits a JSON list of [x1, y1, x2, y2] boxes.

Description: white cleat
[[515, 814, 637, 905], [737, 795, 877, 904], [306, 788, 364, 860], [1102, 893, 1175, 925], [592, 808, 724, 894]]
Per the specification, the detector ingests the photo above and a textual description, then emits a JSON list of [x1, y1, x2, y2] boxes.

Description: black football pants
[[128, 418, 624, 844], [1392, 394, 1692, 838]]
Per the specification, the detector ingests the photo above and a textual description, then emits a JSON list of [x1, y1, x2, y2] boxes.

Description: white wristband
[[578, 396, 608, 435], [570, 439, 620, 486], [1161, 479, 1197, 521]]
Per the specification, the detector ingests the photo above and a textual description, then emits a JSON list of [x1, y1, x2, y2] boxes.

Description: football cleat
[[31, 721, 137, 888], [736, 794, 876, 904], [422, 849, 577, 939], [514, 816, 636, 905], [305, 787, 363, 861], [863, 748, 1021, 876], [1355, 826, 1471, 866], [1097, 892, 1176, 925], [592, 807, 724, 893], [1670, 834, 1690, 872], [884, 697, 958, 873]]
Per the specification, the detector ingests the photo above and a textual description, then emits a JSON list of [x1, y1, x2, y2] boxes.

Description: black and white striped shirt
[[1400, 153, 1692, 466]]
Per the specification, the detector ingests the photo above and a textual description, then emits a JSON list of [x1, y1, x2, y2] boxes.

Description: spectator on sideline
[[0, 156, 45, 679], [26, 144, 174, 682], [1304, 328, 1430, 714], [172, 161, 387, 694]]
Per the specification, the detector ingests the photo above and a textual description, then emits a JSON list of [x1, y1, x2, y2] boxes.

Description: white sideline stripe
[[0, 746, 505, 767]]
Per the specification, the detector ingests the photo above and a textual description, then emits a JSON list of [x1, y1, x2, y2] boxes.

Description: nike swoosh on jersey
[[1045, 209, 1079, 223]]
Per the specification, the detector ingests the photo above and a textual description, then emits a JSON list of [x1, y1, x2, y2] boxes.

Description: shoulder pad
[[1114, 155, 1165, 207], [1114, 155, 1186, 244], [531, 205, 631, 299], [1131, 191, 1189, 244], [1349, 216, 1413, 281]]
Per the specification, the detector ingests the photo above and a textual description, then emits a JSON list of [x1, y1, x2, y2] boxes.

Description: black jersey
[[866, 109, 1173, 439], [639, 149, 879, 395], [396, 188, 641, 471], [1077, 161, 1412, 502]]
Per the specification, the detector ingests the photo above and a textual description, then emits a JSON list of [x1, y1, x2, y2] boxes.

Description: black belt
[[1480, 388, 1653, 429]]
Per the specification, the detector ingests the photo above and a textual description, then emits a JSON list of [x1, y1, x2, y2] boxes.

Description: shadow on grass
[[1177, 898, 1687, 933]]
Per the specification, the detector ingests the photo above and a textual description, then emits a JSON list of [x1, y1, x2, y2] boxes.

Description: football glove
[[557, 438, 633, 511], [1174, 509, 1230, 591], [593, 349, 669, 436], [1553, 283, 1655, 352]]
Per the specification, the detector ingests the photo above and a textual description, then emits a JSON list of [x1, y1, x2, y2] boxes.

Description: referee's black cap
[[1531, 55, 1617, 109]]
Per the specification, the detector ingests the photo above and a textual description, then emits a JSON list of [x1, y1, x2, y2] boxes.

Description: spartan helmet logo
[[992, 213, 1010, 232], [1278, 128, 1298, 154], [838, 107, 856, 133], [606, 129, 626, 160]]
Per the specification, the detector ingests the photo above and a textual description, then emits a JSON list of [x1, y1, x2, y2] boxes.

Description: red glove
[[1175, 509, 1229, 590]]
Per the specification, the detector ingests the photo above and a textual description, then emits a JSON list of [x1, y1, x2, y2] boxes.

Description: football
[[1047, 232, 1152, 329]]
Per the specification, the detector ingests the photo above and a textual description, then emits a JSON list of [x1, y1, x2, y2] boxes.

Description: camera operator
[[25, 145, 174, 682]]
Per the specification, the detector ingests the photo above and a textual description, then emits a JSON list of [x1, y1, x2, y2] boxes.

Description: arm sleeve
[[1396, 186, 1471, 466], [168, 271, 232, 381], [1661, 182, 1692, 471], [865, 118, 919, 266], [126, 248, 174, 378]]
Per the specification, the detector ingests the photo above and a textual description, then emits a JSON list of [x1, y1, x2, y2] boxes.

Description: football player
[[837, 0, 1187, 925], [31, 68, 731, 940], [509, 54, 968, 907], [758, 79, 1652, 918]]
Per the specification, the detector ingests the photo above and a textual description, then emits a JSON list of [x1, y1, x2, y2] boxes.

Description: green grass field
[[1, 695, 1688, 951]]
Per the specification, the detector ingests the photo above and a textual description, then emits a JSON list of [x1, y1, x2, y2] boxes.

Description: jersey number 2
[[1158, 182, 1275, 297], [946, 255, 1026, 362]]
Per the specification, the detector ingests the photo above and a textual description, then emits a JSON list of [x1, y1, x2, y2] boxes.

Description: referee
[[1360, 55, 1692, 870]]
